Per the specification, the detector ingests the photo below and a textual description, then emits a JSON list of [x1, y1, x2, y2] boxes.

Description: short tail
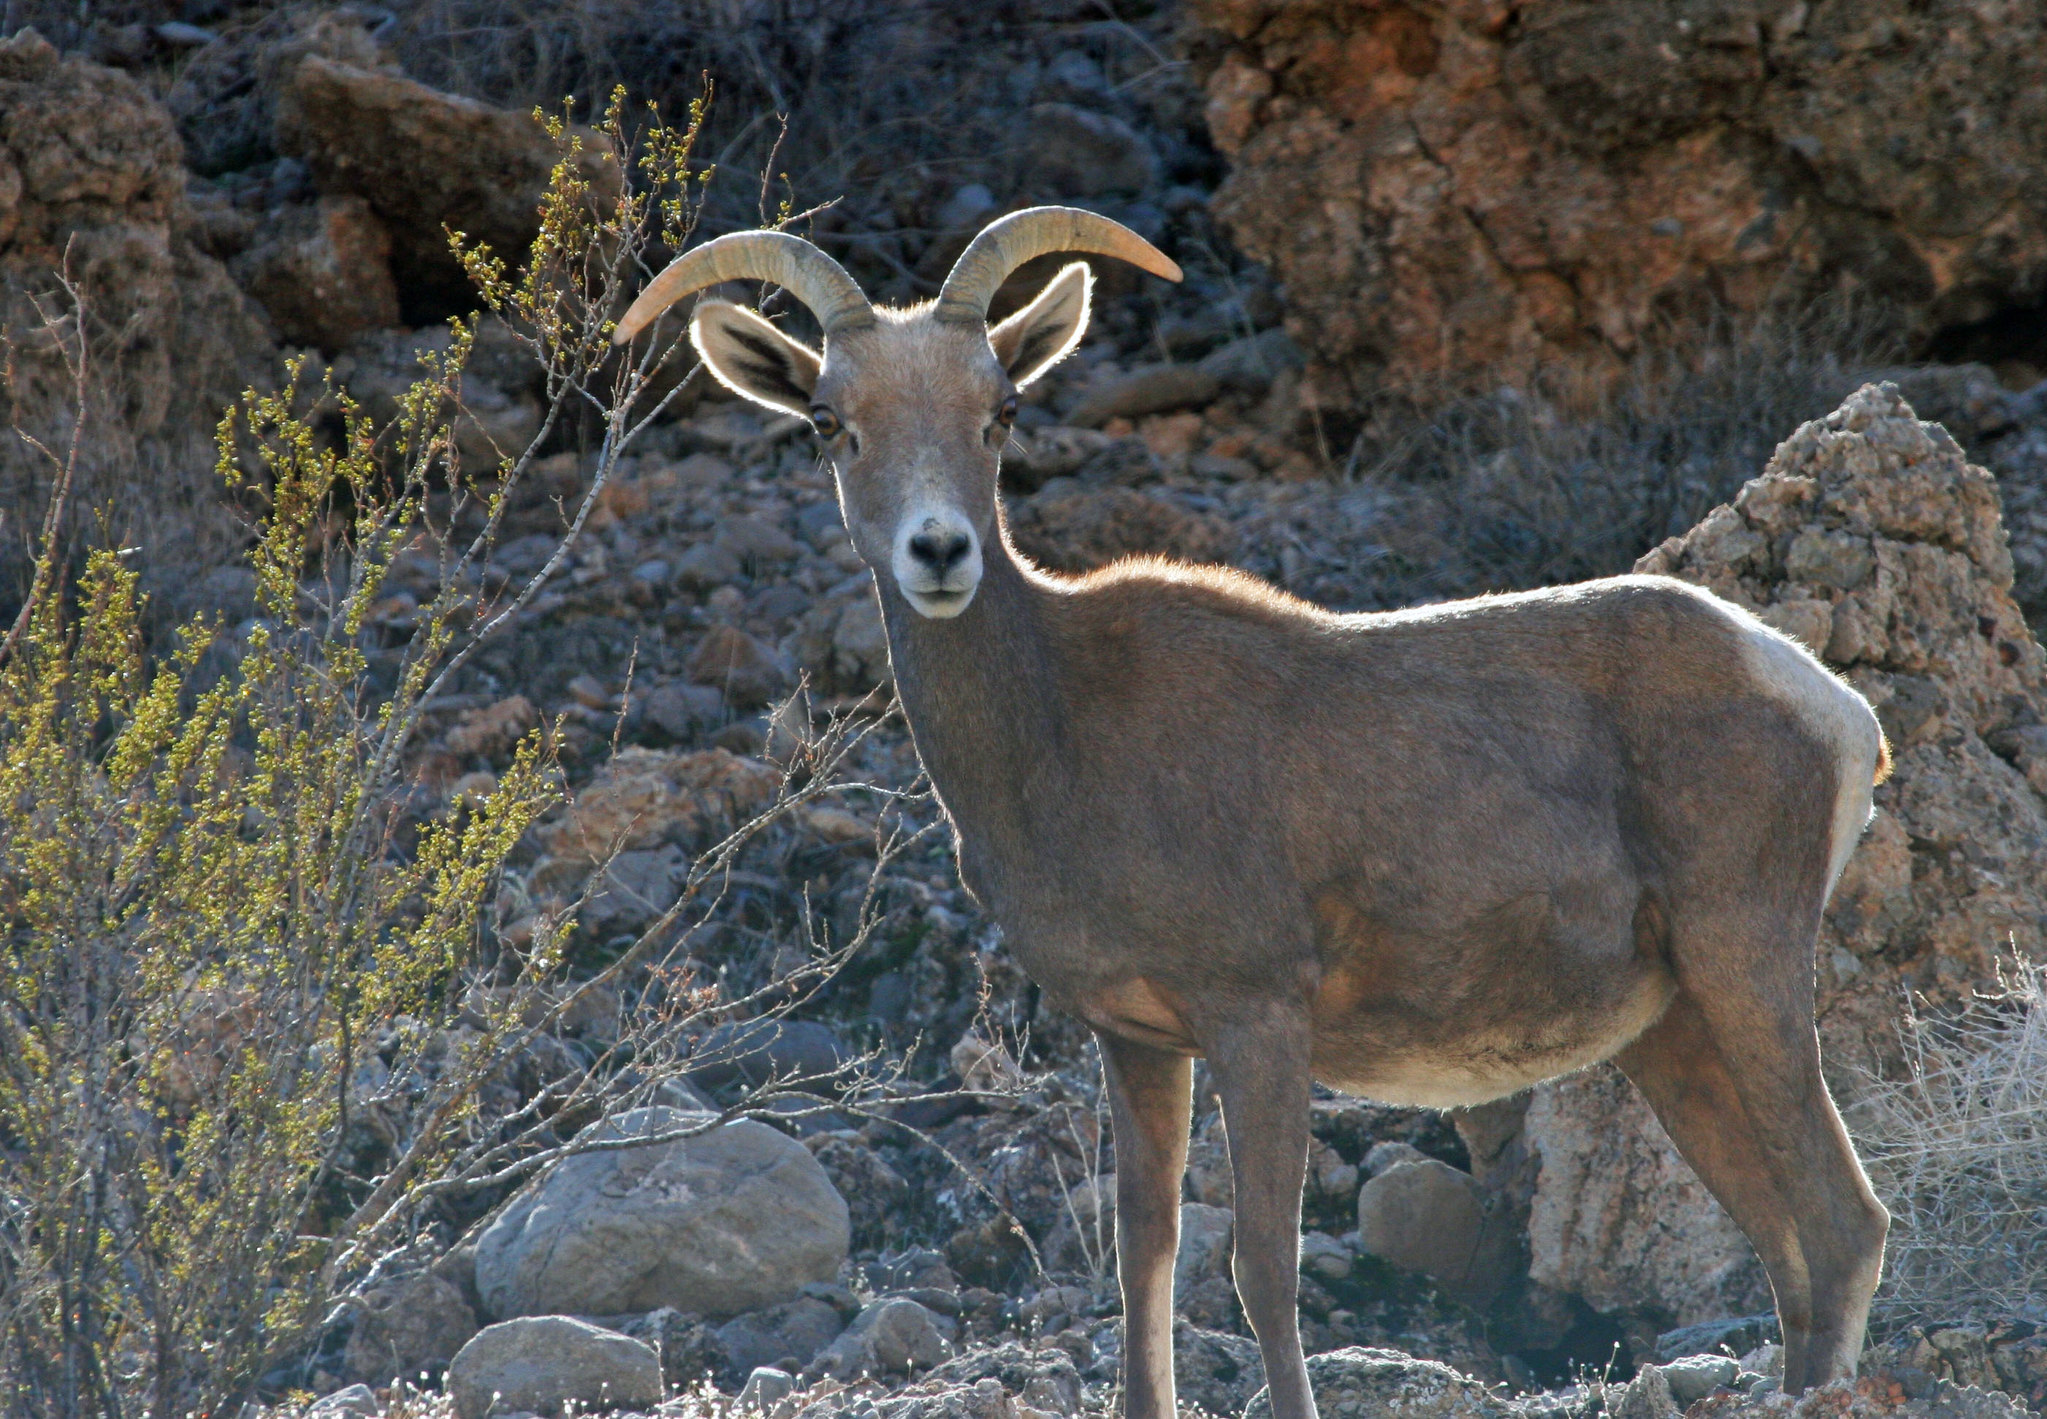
[[1874, 731, 1894, 785]]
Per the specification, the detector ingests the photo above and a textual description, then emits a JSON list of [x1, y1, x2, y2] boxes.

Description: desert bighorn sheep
[[614, 208, 1892, 1418]]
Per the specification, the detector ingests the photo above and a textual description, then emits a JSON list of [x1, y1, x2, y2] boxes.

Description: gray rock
[[1068, 363, 1220, 427], [1022, 103, 1159, 197], [582, 844, 687, 934], [674, 539, 742, 592], [1659, 1354, 1741, 1405], [1356, 1159, 1518, 1309], [1174, 1201, 1235, 1294], [475, 1106, 849, 1320], [740, 1365, 797, 1412], [688, 1019, 849, 1095], [341, 1270, 478, 1386], [717, 1296, 847, 1375], [923, 1341, 1084, 1417], [1172, 1319, 1265, 1416], [716, 513, 801, 567], [445, 1315, 661, 1419], [1299, 1229, 1352, 1282], [1244, 1347, 1510, 1419], [1654, 1313, 1777, 1364], [641, 681, 726, 740], [1614, 1362, 1681, 1419], [307, 1384, 380, 1419], [808, 1297, 956, 1380], [1363, 1141, 1433, 1177]]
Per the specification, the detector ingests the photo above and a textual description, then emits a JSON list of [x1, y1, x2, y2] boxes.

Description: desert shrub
[[1849, 963, 2047, 1327], [0, 94, 920, 1417], [1360, 301, 1898, 599]]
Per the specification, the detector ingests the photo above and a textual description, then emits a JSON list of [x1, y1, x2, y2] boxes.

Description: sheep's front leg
[[1100, 1033, 1192, 1419], [1209, 1011, 1316, 1419]]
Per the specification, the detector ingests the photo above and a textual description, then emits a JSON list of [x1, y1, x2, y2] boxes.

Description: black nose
[[907, 527, 973, 574]]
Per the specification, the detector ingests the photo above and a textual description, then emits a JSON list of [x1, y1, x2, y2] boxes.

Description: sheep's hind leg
[[1617, 984, 1886, 1391], [1100, 1033, 1192, 1419]]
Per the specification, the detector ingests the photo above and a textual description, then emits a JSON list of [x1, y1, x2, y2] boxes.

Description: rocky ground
[[4, 5, 2047, 1419]]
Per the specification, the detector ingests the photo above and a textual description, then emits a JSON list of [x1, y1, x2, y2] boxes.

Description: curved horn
[[934, 205, 1183, 325], [612, 230, 874, 345]]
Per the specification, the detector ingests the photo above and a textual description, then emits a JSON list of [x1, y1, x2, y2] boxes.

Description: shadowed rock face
[[1188, 0, 2047, 407]]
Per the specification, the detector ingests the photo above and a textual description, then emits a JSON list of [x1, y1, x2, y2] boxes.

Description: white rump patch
[[1733, 618, 1882, 899]]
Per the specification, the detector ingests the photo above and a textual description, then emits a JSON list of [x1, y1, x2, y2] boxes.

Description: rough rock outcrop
[[1190, 0, 2047, 406], [274, 54, 620, 317], [0, 27, 276, 606], [229, 193, 398, 349], [474, 1106, 850, 1321], [1521, 382, 2047, 1322]]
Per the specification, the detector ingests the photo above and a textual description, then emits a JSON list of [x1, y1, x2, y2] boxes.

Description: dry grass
[[1848, 962, 2047, 1328], [1358, 301, 1899, 599]]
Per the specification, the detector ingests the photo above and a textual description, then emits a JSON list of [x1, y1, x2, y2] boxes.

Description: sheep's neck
[[876, 528, 1068, 899]]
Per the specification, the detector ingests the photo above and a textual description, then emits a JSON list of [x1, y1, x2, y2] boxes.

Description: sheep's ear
[[989, 261, 1090, 388], [690, 301, 822, 417]]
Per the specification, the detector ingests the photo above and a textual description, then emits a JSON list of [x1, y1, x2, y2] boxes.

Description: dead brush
[[1848, 961, 2047, 1329], [1356, 298, 1900, 599]]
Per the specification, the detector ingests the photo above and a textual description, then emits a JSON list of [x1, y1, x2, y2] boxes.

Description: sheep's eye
[[996, 395, 1018, 428], [811, 406, 842, 440]]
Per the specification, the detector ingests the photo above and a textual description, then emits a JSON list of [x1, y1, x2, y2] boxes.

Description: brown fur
[[693, 283, 1891, 1419]]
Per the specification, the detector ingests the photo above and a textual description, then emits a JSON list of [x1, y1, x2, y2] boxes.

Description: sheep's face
[[691, 263, 1092, 619]]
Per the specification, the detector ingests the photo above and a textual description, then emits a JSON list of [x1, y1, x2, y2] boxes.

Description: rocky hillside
[[3, 4, 2047, 1419]]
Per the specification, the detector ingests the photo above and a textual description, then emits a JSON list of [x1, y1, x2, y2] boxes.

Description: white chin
[[902, 584, 978, 619]]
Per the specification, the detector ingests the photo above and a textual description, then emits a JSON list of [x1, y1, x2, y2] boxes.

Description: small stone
[[687, 624, 789, 709], [739, 1366, 796, 1412], [716, 513, 801, 567], [1659, 1354, 1740, 1405], [808, 1297, 956, 1380], [1299, 1230, 1352, 1282], [674, 540, 743, 593]]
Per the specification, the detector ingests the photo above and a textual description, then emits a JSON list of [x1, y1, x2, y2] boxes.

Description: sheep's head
[[613, 208, 1181, 618]]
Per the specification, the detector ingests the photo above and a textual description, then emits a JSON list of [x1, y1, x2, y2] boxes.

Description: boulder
[[340, 1270, 478, 1387], [474, 1106, 850, 1320], [688, 1018, 849, 1095], [1356, 1158, 1519, 1310], [1191, 0, 2047, 405], [1525, 382, 2047, 1322], [445, 1315, 661, 1419], [1524, 1066, 1769, 1327], [808, 1297, 957, 1381], [229, 194, 397, 350], [274, 54, 619, 315], [1243, 1347, 1510, 1419]]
